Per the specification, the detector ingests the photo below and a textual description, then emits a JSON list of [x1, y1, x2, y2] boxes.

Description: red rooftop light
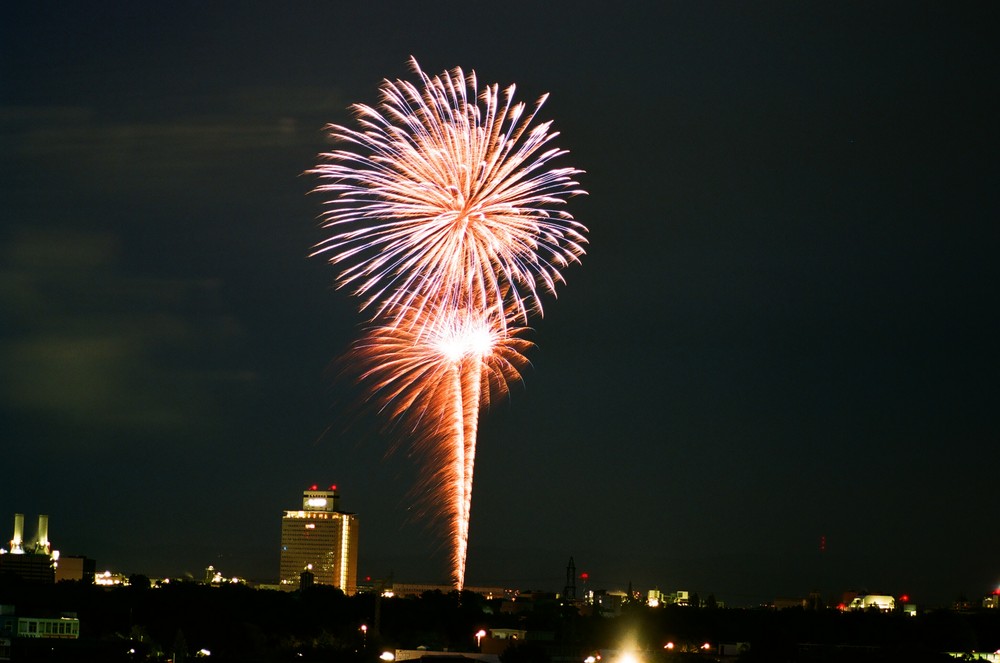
[[310, 484, 318, 490], [330, 484, 337, 491]]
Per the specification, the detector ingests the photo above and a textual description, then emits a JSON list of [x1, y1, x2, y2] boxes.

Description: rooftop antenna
[[564, 556, 576, 601]]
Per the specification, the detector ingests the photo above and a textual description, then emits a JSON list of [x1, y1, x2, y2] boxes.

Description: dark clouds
[[0, 227, 250, 441]]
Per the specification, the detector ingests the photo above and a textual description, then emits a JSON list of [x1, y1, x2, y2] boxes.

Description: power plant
[[4, 513, 52, 556], [1, 513, 60, 583]]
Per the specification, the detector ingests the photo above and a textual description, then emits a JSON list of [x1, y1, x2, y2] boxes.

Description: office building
[[55, 556, 96, 584], [279, 485, 358, 594]]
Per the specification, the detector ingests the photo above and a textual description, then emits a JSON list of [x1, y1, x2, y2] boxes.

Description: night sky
[[2, 2, 996, 607]]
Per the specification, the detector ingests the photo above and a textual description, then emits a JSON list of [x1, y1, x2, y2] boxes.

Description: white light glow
[[339, 517, 350, 591]]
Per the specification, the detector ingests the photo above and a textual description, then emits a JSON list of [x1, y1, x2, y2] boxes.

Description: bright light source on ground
[[380, 652, 395, 661]]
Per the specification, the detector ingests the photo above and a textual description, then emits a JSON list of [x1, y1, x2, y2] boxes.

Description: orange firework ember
[[350, 301, 532, 585], [312, 58, 587, 589]]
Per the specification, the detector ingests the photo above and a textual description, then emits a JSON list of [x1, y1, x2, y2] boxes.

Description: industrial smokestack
[[11, 513, 24, 554], [37, 514, 50, 553]]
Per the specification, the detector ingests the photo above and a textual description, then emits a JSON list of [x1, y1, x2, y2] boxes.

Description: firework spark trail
[[459, 352, 482, 585], [314, 58, 586, 589], [348, 303, 530, 584]]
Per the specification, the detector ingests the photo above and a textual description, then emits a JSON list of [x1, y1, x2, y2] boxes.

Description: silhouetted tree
[[129, 574, 151, 590]]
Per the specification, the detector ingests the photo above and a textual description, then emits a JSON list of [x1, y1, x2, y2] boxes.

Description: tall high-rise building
[[279, 485, 358, 594]]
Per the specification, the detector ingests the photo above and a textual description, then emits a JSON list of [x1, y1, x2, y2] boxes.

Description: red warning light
[[580, 572, 589, 580], [310, 484, 318, 490], [330, 484, 337, 491], [900, 594, 910, 602]]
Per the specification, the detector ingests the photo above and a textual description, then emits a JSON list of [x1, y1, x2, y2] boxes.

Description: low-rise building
[[0, 605, 79, 662]]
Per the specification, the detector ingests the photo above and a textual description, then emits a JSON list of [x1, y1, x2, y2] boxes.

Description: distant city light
[[95, 570, 128, 587], [380, 652, 395, 661]]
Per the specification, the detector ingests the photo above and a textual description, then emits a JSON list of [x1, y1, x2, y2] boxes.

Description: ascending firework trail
[[310, 57, 588, 590]]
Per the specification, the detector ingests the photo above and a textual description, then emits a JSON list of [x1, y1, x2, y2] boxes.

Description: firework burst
[[311, 56, 587, 329], [313, 58, 587, 589]]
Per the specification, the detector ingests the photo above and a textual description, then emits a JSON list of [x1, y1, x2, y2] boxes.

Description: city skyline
[[3, 496, 998, 610], [1, 2, 996, 609]]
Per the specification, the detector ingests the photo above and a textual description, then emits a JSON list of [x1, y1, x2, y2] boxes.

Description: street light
[[360, 624, 368, 648], [475, 630, 487, 649]]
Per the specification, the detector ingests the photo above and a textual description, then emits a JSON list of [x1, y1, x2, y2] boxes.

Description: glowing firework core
[[433, 316, 496, 363], [313, 58, 587, 589]]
